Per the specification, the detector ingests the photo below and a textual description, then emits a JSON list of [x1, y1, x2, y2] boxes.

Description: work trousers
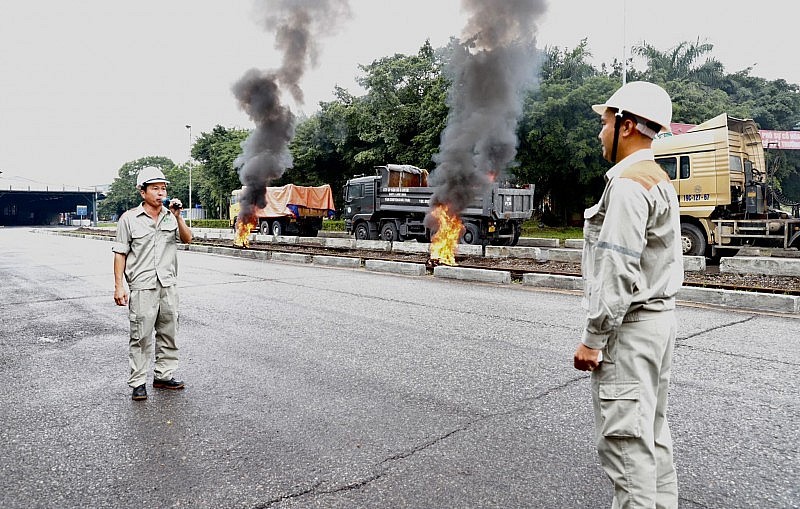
[[127, 282, 179, 387], [591, 310, 678, 509]]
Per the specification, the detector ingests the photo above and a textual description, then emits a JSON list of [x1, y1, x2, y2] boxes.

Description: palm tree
[[633, 39, 724, 87]]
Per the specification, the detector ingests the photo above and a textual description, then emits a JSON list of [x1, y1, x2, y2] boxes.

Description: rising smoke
[[428, 0, 545, 221], [234, 0, 350, 215]]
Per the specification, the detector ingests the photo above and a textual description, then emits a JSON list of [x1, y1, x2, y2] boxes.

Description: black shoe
[[132, 384, 147, 400], [153, 378, 185, 390]]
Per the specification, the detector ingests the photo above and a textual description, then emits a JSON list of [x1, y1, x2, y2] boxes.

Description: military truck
[[653, 113, 800, 256], [342, 164, 535, 245], [229, 184, 336, 237]]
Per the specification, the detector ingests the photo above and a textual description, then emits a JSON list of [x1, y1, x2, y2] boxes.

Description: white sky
[[0, 0, 795, 189]]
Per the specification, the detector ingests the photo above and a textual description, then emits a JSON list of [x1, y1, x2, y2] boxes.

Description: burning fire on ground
[[234, 215, 257, 248], [428, 204, 463, 267]]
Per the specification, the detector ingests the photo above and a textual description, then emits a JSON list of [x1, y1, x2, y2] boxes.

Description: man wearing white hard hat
[[573, 81, 683, 508], [113, 166, 192, 401]]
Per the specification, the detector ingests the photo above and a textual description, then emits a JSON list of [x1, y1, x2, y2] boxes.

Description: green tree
[[633, 39, 724, 87], [99, 156, 175, 219], [191, 125, 249, 219], [540, 39, 597, 83], [354, 40, 448, 168], [518, 75, 619, 224]]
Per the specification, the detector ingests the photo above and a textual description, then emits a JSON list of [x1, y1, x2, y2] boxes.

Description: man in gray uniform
[[113, 167, 193, 401], [574, 81, 683, 509]]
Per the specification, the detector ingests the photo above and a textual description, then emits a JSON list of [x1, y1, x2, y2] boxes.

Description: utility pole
[[622, 0, 628, 85], [185, 124, 192, 227]]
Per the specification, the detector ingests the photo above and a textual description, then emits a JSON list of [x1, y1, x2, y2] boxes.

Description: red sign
[[759, 129, 800, 150]]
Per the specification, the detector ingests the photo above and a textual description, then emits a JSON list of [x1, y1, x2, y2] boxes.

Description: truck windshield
[[656, 157, 677, 180], [347, 183, 363, 201]]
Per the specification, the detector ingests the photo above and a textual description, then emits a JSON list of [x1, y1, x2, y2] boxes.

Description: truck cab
[[653, 113, 799, 255]]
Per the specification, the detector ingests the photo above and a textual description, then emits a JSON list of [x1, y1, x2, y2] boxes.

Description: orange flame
[[429, 204, 463, 266], [234, 215, 257, 248]]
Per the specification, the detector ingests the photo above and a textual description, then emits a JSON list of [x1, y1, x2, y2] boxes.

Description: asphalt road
[[1, 227, 798, 509]]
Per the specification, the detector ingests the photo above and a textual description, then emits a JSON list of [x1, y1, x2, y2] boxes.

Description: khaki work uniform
[[582, 149, 684, 509], [113, 204, 183, 388]]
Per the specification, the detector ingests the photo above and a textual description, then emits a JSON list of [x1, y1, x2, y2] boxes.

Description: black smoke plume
[[427, 0, 545, 225], [234, 0, 350, 217]]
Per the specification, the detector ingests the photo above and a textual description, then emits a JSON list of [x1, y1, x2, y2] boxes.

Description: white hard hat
[[136, 167, 170, 188], [592, 81, 672, 133]]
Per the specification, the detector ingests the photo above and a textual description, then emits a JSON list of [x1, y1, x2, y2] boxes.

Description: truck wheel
[[354, 222, 371, 241], [681, 223, 706, 256], [380, 222, 400, 242], [259, 220, 270, 235], [460, 223, 480, 245], [271, 220, 283, 236]]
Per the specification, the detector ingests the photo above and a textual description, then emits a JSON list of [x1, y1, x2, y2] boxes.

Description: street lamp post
[[185, 124, 192, 227]]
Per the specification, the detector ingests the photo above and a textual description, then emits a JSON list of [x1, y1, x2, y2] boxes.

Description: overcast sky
[[0, 0, 795, 189]]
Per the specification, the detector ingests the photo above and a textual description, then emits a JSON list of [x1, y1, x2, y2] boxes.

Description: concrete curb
[[721, 256, 800, 277], [538, 248, 582, 263], [683, 256, 706, 272], [391, 241, 430, 254], [271, 252, 313, 264], [313, 255, 362, 269], [485, 246, 542, 260], [522, 273, 584, 291], [522, 272, 800, 314], [355, 239, 392, 252], [434, 265, 511, 284], [322, 238, 357, 250], [517, 237, 559, 248], [677, 286, 800, 314], [365, 259, 426, 276], [564, 239, 585, 249]]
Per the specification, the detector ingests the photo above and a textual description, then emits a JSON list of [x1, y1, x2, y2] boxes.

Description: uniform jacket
[[112, 204, 182, 291], [581, 149, 683, 350]]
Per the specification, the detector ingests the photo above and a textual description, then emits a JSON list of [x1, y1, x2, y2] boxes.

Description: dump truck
[[342, 164, 535, 245], [229, 184, 336, 237], [653, 113, 800, 256]]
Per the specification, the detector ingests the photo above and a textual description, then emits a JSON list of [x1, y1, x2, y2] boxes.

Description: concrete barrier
[[322, 238, 357, 250], [313, 255, 361, 269], [564, 239, 585, 250], [720, 256, 800, 277], [391, 242, 430, 254], [677, 286, 800, 314], [517, 237, 560, 248], [355, 239, 392, 252], [273, 235, 299, 245], [683, 256, 706, 272], [433, 265, 511, 284], [271, 252, 312, 264], [538, 248, 582, 263], [297, 237, 326, 247], [522, 273, 583, 291], [455, 244, 483, 257], [365, 259, 426, 276], [485, 246, 542, 260], [317, 231, 350, 238]]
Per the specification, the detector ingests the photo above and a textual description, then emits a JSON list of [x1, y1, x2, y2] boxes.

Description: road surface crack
[[253, 376, 585, 507]]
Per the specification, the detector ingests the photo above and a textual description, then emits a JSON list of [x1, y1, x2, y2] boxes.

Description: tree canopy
[[101, 38, 800, 223]]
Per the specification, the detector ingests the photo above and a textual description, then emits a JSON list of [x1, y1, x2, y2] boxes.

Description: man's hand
[[114, 286, 128, 306], [574, 343, 603, 371], [168, 198, 183, 218]]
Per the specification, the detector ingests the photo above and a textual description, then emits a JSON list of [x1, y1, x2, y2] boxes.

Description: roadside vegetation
[[98, 39, 800, 228]]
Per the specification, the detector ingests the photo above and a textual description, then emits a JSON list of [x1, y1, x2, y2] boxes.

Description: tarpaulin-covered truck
[[229, 184, 336, 237], [342, 164, 535, 245]]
